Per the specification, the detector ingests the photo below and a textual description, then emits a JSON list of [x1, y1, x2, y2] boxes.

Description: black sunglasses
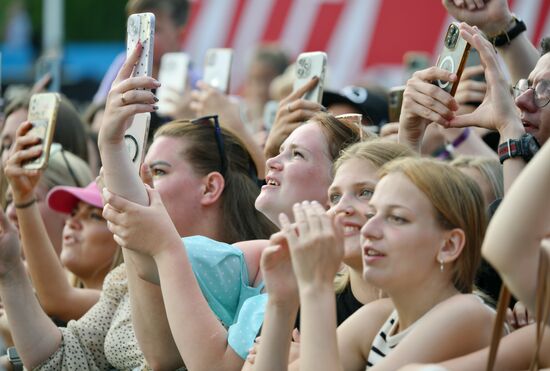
[[191, 115, 227, 176]]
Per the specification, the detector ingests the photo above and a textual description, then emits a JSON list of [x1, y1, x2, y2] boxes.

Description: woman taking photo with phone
[[0, 42, 359, 371], [3, 125, 122, 323]]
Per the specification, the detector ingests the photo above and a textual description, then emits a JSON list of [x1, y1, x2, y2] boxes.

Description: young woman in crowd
[[93, 41, 361, 371], [4, 124, 121, 324], [243, 139, 416, 367], [252, 157, 495, 370], [0, 41, 359, 371]]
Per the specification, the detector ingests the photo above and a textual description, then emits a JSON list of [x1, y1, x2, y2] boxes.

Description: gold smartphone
[[434, 22, 471, 96], [23, 93, 61, 170], [388, 86, 405, 122]]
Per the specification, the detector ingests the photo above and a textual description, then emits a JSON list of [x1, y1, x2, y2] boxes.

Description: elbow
[[144, 354, 184, 371]]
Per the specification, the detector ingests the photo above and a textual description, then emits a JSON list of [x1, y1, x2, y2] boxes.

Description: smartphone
[[434, 22, 471, 96], [35, 53, 62, 92], [293, 51, 327, 103], [388, 86, 406, 122], [23, 93, 61, 170], [125, 13, 155, 172], [124, 112, 150, 172], [157, 52, 189, 116], [263, 100, 279, 132], [203, 48, 233, 93]]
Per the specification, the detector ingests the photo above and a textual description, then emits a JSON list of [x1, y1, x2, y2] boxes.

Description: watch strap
[[498, 138, 522, 164], [489, 16, 526, 47]]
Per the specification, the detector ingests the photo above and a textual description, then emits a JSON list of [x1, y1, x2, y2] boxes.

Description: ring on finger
[[121, 92, 127, 105], [287, 102, 292, 114]]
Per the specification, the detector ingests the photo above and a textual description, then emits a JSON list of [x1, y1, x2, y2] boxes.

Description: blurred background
[[1, 0, 550, 106]]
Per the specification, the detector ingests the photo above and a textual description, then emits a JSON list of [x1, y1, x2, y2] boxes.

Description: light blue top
[[184, 236, 266, 359]]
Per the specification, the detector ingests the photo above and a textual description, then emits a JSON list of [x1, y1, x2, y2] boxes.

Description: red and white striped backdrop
[[179, 0, 550, 92]]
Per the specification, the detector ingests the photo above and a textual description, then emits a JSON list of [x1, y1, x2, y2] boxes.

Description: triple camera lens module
[[296, 57, 312, 79], [445, 24, 459, 49]]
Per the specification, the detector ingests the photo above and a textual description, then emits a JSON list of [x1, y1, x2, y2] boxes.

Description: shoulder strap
[[529, 248, 550, 371], [486, 284, 511, 371]]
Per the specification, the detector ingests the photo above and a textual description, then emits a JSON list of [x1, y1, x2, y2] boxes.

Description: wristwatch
[[489, 16, 526, 47], [498, 133, 540, 164], [6, 347, 23, 371]]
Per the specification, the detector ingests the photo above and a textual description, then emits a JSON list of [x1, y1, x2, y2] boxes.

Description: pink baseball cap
[[47, 181, 103, 214]]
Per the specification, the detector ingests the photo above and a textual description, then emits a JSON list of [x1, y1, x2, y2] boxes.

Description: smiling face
[[327, 158, 378, 270], [360, 172, 447, 294], [144, 136, 206, 235], [515, 53, 550, 145], [61, 202, 118, 283], [255, 121, 333, 225]]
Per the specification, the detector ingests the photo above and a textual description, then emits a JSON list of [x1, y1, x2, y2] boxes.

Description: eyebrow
[[280, 143, 314, 156], [329, 181, 376, 191], [149, 161, 172, 168]]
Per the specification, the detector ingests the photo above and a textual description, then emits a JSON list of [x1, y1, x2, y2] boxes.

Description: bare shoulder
[[233, 239, 270, 286], [338, 298, 394, 355]]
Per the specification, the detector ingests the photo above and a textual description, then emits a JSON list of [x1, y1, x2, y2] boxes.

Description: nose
[[515, 88, 538, 113], [360, 214, 382, 241], [266, 153, 283, 171], [331, 196, 355, 217], [66, 214, 83, 230]]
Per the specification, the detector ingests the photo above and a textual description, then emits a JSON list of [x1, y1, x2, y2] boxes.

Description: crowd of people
[[0, 0, 548, 370]]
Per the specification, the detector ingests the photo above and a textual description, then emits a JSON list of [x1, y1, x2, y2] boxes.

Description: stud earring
[[439, 258, 444, 272]]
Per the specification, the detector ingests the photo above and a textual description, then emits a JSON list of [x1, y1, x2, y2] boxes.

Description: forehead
[[332, 158, 379, 187], [371, 172, 434, 214], [282, 121, 328, 154], [145, 136, 184, 163], [529, 53, 550, 81]]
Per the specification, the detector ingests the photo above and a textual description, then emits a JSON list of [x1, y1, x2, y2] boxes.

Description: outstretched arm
[[97, 43, 184, 369], [4, 123, 100, 322], [482, 134, 550, 316], [0, 209, 61, 368]]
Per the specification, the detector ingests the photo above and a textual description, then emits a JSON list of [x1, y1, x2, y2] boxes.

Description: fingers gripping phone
[[125, 12, 155, 172], [434, 22, 471, 96], [157, 52, 190, 116], [388, 86, 406, 122], [23, 93, 61, 170], [203, 48, 233, 93], [293, 52, 327, 103]]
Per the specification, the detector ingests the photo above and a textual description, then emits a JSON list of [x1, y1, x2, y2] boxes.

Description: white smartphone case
[[125, 13, 155, 172], [203, 48, 233, 93], [157, 52, 190, 116], [293, 51, 327, 103]]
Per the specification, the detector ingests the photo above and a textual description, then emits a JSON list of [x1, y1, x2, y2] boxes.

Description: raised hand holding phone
[[434, 22, 471, 96], [22, 93, 60, 170], [203, 48, 233, 93], [293, 51, 327, 103], [157, 52, 190, 117], [125, 12, 155, 173]]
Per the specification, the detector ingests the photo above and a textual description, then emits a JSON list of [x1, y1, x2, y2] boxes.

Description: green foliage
[[1, 0, 127, 43]]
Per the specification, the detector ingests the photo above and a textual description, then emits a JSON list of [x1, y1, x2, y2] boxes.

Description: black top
[[294, 283, 364, 331]]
